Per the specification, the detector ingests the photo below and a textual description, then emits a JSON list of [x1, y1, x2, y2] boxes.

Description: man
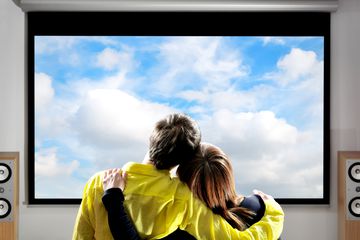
[[72, 113, 284, 240]]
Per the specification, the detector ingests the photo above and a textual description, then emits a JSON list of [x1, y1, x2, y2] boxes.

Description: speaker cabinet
[[338, 151, 360, 240], [0, 152, 19, 240]]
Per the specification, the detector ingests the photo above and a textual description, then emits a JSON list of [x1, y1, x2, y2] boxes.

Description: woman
[[102, 143, 281, 239], [176, 142, 266, 230]]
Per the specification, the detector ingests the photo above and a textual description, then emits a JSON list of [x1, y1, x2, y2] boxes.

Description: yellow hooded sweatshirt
[[73, 162, 284, 240]]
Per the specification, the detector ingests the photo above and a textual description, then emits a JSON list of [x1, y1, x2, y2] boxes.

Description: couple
[[73, 113, 284, 239]]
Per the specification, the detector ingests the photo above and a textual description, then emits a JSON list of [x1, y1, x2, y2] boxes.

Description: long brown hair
[[177, 143, 254, 230]]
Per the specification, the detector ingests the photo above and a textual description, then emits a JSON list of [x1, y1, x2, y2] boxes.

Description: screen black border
[[27, 11, 330, 205]]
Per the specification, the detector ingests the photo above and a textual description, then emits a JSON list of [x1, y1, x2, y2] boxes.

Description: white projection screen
[[27, 12, 330, 204]]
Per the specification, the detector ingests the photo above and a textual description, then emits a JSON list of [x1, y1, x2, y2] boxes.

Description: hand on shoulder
[[103, 168, 127, 191], [253, 189, 284, 214], [253, 189, 274, 201]]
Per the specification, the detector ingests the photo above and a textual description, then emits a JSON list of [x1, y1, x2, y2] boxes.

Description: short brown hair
[[149, 113, 201, 170], [177, 143, 254, 230]]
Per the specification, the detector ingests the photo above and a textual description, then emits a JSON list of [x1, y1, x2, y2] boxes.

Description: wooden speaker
[[338, 151, 360, 240], [0, 152, 19, 240]]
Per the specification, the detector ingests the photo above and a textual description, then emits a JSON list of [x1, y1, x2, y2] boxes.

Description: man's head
[[149, 113, 201, 170]]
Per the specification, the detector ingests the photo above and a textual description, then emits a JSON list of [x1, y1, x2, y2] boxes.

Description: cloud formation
[[35, 148, 79, 177], [262, 37, 286, 46], [151, 37, 249, 95], [200, 110, 299, 161], [95, 47, 136, 72], [265, 48, 322, 87], [72, 88, 175, 149], [35, 72, 54, 111], [34, 36, 325, 199]]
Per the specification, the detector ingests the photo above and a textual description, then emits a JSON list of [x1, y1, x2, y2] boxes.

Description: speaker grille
[[0, 153, 18, 239], [349, 197, 360, 217], [346, 160, 360, 220], [0, 160, 14, 222], [348, 162, 360, 183], [0, 163, 12, 184], [0, 198, 11, 219]]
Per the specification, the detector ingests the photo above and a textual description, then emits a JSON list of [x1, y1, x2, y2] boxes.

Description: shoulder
[[88, 171, 105, 185], [263, 198, 284, 217], [82, 171, 105, 196], [122, 162, 165, 177]]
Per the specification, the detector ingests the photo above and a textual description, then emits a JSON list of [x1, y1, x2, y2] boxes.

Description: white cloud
[[200, 110, 298, 157], [197, 109, 323, 198], [152, 37, 249, 94], [35, 175, 85, 199], [58, 88, 180, 172], [34, 45, 174, 172], [261, 37, 319, 47], [72, 89, 176, 151], [278, 48, 317, 81], [95, 47, 135, 71], [35, 36, 77, 55], [260, 47, 324, 128], [65, 47, 137, 92], [34, 36, 325, 199], [235, 159, 323, 198], [188, 106, 207, 114], [176, 90, 208, 103], [262, 37, 286, 46], [35, 148, 80, 177], [177, 85, 271, 114], [35, 36, 123, 69], [210, 90, 258, 112], [35, 73, 76, 147], [35, 72, 55, 111], [60, 52, 81, 67], [35, 36, 119, 55], [264, 48, 321, 87]]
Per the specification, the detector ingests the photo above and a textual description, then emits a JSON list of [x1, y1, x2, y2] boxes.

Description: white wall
[[0, 0, 359, 239], [0, 1, 91, 239], [282, 0, 360, 239]]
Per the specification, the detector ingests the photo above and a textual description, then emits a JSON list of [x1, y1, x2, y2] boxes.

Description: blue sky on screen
[[34, 36, 324, 198]]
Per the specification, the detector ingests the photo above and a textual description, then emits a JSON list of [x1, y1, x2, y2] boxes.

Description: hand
[[253, 189, 274, 201], [103, 168, 127, 191]]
